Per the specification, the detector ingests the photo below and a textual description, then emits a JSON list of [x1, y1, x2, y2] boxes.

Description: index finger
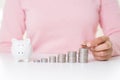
[[87, 36, 109, 47]]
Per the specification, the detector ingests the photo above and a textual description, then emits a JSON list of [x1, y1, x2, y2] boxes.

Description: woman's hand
[[85, 36, 113, 61]]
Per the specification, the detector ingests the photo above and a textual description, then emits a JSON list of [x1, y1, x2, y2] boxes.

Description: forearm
[[109, 32, 120, 56]]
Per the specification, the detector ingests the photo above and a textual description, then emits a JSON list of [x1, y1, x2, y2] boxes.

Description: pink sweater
[[0, 0, 120, 55]]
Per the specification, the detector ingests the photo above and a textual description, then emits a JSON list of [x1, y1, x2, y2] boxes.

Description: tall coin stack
[[67, 51, 77, 63], [58, 54, 66, 63], [78, 47, 88, 63]]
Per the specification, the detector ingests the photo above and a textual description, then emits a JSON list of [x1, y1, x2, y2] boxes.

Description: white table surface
[[0, 53, 120, 80]]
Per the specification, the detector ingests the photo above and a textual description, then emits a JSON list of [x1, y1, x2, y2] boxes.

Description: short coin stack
[[49, 56, 56, 63], [41, 58, 48, 63]]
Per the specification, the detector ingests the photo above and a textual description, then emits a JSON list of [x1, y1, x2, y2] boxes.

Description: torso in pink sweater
[[0, 0, 120, 55]]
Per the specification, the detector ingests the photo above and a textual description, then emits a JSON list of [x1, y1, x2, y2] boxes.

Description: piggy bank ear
[[12, 39, 17, 43]]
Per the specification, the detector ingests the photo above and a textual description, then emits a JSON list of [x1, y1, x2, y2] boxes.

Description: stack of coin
[[49, 56, 56, 63], [78, 48, 88, 63], [40, 58, 48, 63], [58, 54, 66, 63], [32, 59, 40, 63], [37, 59, 41, 62], [67, 51, 77, 63], [31, 59, 37, 63]]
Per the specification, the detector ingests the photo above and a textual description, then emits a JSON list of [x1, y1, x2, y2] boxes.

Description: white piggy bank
[[11, 38, 32, 62]]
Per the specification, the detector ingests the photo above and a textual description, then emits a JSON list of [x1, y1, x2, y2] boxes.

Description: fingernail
[[87, 42, 91, 47]]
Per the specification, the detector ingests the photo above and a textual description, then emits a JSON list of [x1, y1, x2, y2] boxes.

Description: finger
[[81, 41, 87, 45], [94, 55, 111, 61], [87, 36, 109, 47], [81, 41, 87, 47], [92, 49, 112, 57], [94, 41, 112, 51], [94, 52, 112, 61]]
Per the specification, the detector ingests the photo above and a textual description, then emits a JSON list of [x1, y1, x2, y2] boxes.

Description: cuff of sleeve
[[111, 44, 120, 57], [109, 34, 120, 57]]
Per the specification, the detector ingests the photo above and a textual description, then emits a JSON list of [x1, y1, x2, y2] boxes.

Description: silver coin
[[58, 54, 66, 63], [67, 51, 77, 63], [37, 59, 41, 62], [49, 56, 56, 63], [31, 59, 38, 63], [78, 48, 88, 63], [32, 59, 37, 62], [40, 58, 48, 63]]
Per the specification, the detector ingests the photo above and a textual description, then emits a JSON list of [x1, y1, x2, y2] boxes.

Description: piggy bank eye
[[22, 52, 24, 54], [18, 52, 20, 54]]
